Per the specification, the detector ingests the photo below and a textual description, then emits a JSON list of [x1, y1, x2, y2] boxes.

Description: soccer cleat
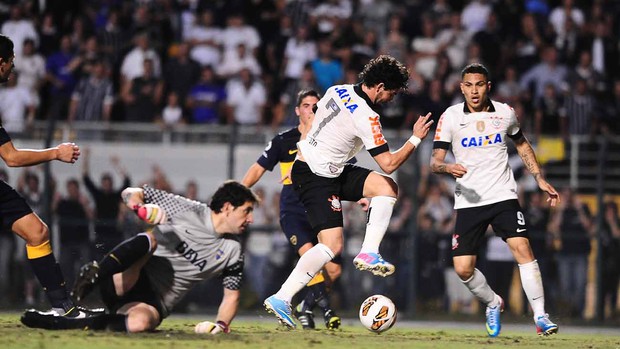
[[71, 261, 100, 302], [264, 295, 296, 328], [323, 309, 341, 330], [293, 304, 315, 329], [485, 296, 504, 337], [20, 306, 107, 330], [535, 314, 559, 336], [353, 252, 395, 277]]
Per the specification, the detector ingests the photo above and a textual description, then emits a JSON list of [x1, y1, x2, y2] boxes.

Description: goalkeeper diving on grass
[[21, 180, 258, 333]]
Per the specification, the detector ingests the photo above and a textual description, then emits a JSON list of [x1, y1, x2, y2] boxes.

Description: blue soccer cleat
[[485, 296, 504, 337], [353, 252, 395, 277], [264, 295, 296, 328], [535, 314, 559, 336]]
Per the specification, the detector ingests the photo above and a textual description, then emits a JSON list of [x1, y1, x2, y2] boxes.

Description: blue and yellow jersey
[[256, 127, 305, 214]]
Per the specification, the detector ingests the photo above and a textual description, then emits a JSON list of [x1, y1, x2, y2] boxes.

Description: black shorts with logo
[[452, 199, 528, 256], [0, 180, 33, 232], [291, 161, 371, 233], [100, 267, 167, 321]]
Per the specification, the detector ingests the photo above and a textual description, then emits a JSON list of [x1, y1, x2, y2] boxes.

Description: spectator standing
[[162, 41, 201, 109], [68, 59, 114, 123], [559, 78, 596, 145], [310, 39, 343, 93], [82, 150, 131, 259], [45, 34, 80, 121], [53, 178, 93, 288], [13, 38, 46, 110], [119, 31, 162, 86], [121, 58, 164, 123], [216, 43, 262, 79], [225, 68, 266, 127], [184, 9, 222, 69], [1, 4, 39, 59], [0, 72, 35, 135], [548, 187, 594, 318], [520, 46, 568, 102], [600, 200, 620, 319], [186, 65, 226, 125]]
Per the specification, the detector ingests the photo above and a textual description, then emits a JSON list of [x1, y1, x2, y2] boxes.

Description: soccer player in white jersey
[[430, 63, 559, 337], [264, 55, 434, 328], [25, 180, 258, 333]]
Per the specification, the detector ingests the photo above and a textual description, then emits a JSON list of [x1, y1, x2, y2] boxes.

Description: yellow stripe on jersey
[[280, 161, 294, 185], [26, 239, 53, 259]]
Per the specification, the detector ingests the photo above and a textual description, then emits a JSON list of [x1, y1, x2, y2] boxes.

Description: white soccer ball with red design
[[359, 294, 397, 333]]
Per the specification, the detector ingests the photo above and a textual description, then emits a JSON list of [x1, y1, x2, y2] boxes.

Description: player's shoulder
[[490, 100, 515, 114], [276, 127, 300, 139], [441, 103, 466, 119]]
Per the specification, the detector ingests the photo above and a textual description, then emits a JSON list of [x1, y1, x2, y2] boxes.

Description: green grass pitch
[[0, 312, 618, 349]]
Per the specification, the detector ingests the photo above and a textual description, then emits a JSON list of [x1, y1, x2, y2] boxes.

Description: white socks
[[360, 196, 396, 253], [462, 268, 500, 307], [275, 243, 334, 301], [519, 260, 546, 318]]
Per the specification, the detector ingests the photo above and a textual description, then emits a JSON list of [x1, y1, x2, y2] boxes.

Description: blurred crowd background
[[0, 0, 619, 325]]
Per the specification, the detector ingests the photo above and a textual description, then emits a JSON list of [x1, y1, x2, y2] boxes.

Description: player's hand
[[56, 142, 80, 163], [538, 180, 560, 207], [412, 112, 434, 140], [194, 320, 230, 334], [447, 163, 467, 178], [134, 204, 167, 225]]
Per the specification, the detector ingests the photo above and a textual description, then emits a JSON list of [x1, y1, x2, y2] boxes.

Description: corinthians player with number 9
[[263, 55, 434, 328], [430, 63, 560, 337]]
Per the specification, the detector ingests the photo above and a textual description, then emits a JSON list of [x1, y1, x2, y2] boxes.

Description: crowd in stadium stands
[[0, 0, 618, 320]]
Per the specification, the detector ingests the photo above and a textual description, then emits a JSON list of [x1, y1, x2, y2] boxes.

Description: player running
[[0, 33, 98, 324], [263, 55, 434, 328], [242, 90, 342, 329], [430, 63, 559, 337], [22, 181, 258, 333]]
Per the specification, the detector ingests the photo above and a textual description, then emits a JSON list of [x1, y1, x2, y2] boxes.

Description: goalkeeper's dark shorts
[[100, 268, 167, 321]]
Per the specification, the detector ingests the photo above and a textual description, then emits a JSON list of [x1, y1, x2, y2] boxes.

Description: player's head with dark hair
[[210, 180, 259, 213], [359, 55, 409, 91], [0, 35, 14, 62], [461, 63, 490, 81], [296, 90, 320, 107], [0, 35, 15, 83]]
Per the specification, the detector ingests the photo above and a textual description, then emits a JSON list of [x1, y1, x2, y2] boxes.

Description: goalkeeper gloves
[[133, 203, 167, 225], [194, 320, 230, 334]]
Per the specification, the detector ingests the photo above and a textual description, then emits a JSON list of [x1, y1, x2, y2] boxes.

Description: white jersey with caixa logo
[[297, 84, 390, 178], [433, 100, 522, 209]]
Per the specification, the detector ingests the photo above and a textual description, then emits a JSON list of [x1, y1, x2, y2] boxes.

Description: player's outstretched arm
[[373, 113, 434, 174], [430, 148, 467, 178], [514, 136, 560, 206], [195, 288, 239, 334], [0, 141, 80, 167], [121, 187, 167, 225], [241, 162, 267, 188]]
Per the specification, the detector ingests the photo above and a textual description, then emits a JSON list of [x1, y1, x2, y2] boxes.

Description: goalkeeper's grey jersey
[[140, 186, 244, 315]]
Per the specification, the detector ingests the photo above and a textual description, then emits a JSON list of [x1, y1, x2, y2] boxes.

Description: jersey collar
[[463, 98, 495, 114], [354, 83, 380, 113]]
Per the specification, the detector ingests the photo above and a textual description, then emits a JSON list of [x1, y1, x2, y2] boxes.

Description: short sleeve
[[356, 109, 387, 152], [220, 254, 244, 290], [256, 135, 281, 171], [433, 112, 452, 147], [506, 105, 521, 137]]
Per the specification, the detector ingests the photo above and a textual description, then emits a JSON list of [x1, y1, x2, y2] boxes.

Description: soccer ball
[[359, 294, 397, 333]]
